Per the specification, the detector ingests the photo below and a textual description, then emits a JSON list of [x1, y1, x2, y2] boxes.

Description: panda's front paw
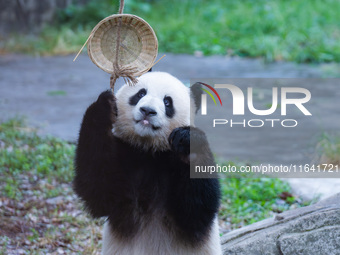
[[169, 127, 190, 155], [97, 90, 115, 107], [96, 90, 118, 124], [85, 90, 117, 127]]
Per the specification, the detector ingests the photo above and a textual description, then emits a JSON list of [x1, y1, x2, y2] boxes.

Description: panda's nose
[[140, 107, 157, 116]]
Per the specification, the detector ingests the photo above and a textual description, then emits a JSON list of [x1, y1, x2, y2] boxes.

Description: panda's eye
[[164, 96, 175, 118], [138, 89, 146, 98], [164, 99, 170, 106], [164, 97, 172, 107], [129, 89, 147, 106]]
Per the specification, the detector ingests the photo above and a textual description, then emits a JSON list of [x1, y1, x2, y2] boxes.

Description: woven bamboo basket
[[88, 14, 158, 76]]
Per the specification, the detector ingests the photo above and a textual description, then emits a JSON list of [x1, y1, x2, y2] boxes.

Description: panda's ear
[[148, 68, 152, 72], [190, 82, 203, 113]]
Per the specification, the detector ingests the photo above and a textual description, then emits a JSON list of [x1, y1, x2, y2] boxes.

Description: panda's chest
[[121, 154, 172, 212]]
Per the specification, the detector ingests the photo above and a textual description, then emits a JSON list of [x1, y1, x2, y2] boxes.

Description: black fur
[[74, 90, 220, 246], [129, 88, 147, 106], [164, 96, 175, 118], [169, 126, 190, 155], [191, 82, 203, 113]]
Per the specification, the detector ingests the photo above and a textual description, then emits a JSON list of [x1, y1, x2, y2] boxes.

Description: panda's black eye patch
[[138, 89, 146, 98], [164, 98, 171, 107], [129, 88, 147, 106], [164, 96, 175, 118]]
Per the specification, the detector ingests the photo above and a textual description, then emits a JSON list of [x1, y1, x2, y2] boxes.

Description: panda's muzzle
[[136, 107, 160, 130], [135, 119, 161, 131], [140, 107, 157, 117]]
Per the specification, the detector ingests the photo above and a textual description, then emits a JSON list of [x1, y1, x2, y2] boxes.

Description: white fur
[[114, 72, 191, 151], [102, 215, 222, 255]]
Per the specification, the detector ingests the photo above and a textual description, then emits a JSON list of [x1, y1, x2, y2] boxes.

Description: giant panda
[[73, 72, 222, 255]]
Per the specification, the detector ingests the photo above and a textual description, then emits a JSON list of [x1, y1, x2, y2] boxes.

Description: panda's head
[[114, 72, 191, 151]]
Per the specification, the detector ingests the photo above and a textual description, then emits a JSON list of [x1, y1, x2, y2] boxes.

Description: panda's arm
[[167, 126, 221, 245], [73, 90, 120, 218]]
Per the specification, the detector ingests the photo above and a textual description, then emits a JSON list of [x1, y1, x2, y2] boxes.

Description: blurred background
[[0, 0, 339, 254], [1, 0, 340, 62]]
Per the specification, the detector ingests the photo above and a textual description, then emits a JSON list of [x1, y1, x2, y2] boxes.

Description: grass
[[0, 118, 309, 252], [1, 0, 340, 63], [317, 133, 340, 165], [0, 119, 74, 200], [0, 119, 103, 254], [218, 163, 310, 229]]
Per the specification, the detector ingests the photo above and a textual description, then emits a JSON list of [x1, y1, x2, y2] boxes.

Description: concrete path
[[0, 53, 323, 140], [0, 53, 339, 200]]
